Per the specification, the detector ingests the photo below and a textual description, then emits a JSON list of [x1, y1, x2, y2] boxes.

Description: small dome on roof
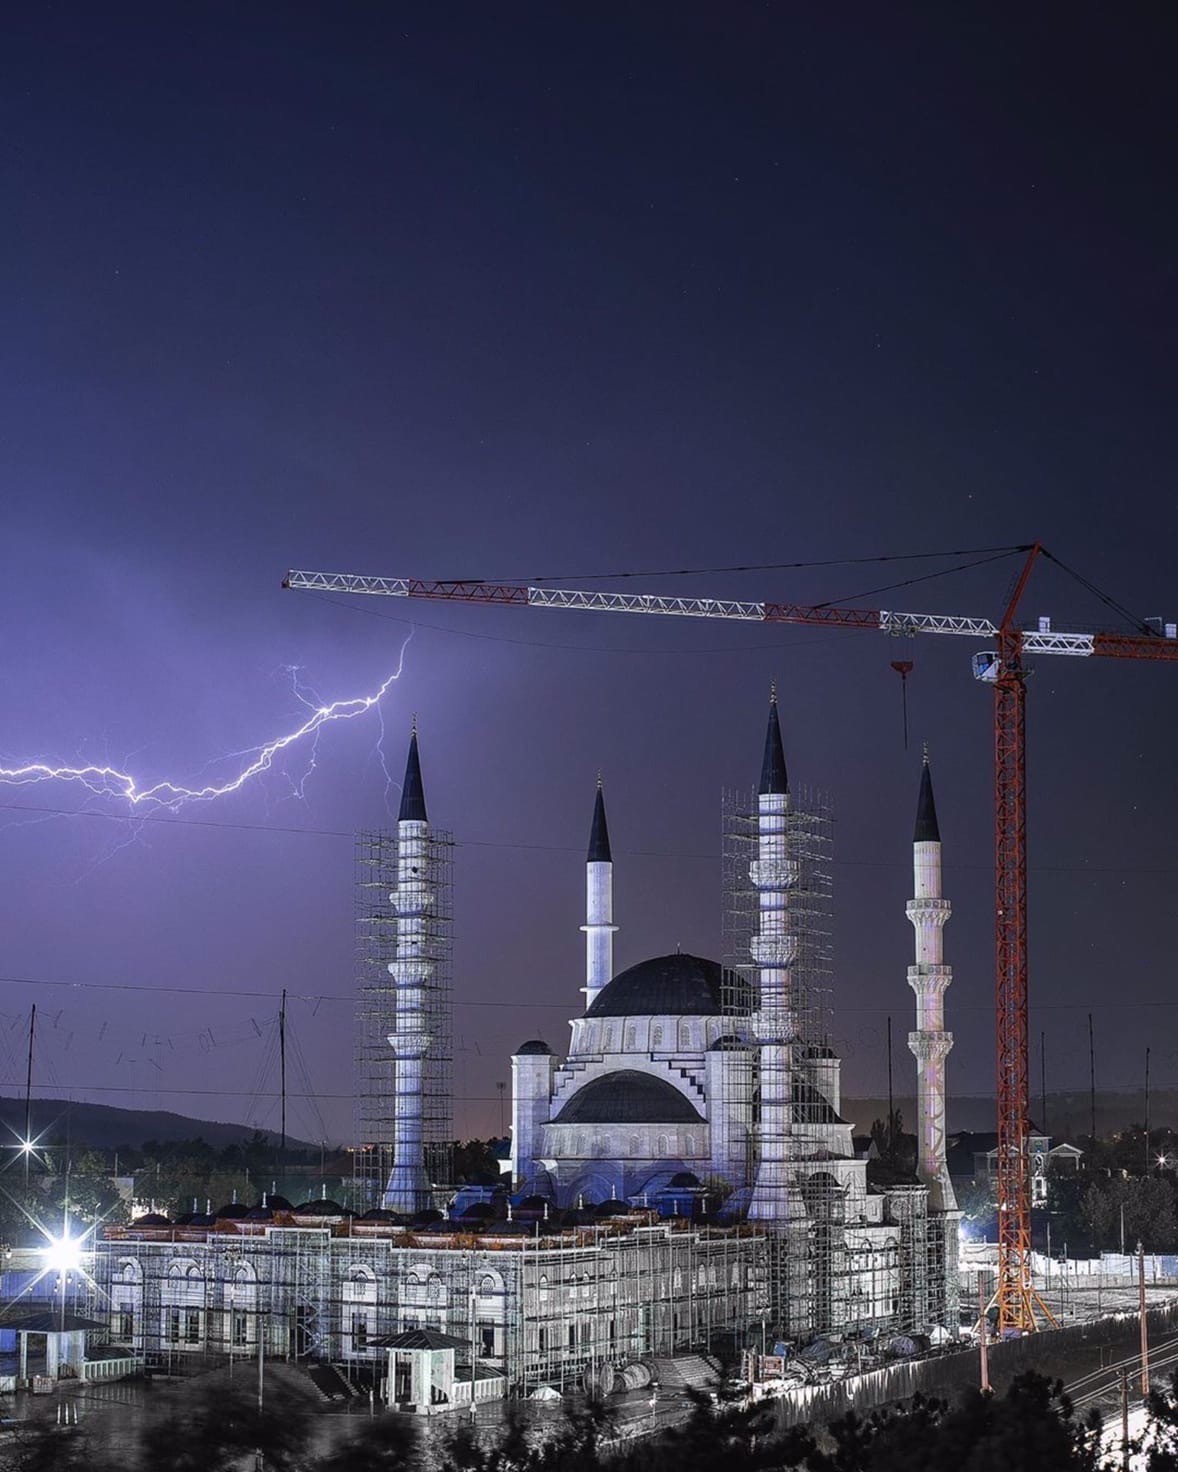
[[516, 1040, 553, 1055], [294, 1199, 346, 1215], [667, 1171, 702, 1189], [515, 1195, 551, 1214], [708, 1034, 749, 1052], [411, 1208, 444, 1226], [245, 1204, 273, 1222], [266, 1194, 294, 1211], [215, 1203, 250, 1220], [360, 1208, 400, 1223], [133, 1212, 171, 1227], [188, 1213, 216, 1227]]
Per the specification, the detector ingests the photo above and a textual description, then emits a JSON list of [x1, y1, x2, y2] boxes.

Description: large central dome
[[585, 952, 724, 1018]]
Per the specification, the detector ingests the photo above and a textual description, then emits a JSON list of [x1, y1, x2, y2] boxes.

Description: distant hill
[[0, 1096, 322, 1152], [844, 1089, 1175, 1142]]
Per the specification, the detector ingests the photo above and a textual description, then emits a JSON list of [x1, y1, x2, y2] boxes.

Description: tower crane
[[284, 543, 1178, 1333]]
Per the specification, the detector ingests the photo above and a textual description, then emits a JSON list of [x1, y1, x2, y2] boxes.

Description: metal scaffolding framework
[[354, 829, 454, 1210], [95, 1216, 768, 1395]]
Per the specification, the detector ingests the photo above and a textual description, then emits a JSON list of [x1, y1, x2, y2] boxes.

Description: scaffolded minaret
[[907, 752, 957, 1213], [581, 778, 616, 1011], [383, 725, 434, 1213], [747, 691, 804, 1223]]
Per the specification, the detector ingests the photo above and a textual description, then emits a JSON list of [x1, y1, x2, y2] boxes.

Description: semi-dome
[[586, 953, 725, 1018], [516, 1039, 553, 1055], [556, 1070, 704, 1125]]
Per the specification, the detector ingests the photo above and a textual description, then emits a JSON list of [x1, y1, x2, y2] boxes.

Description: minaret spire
[[383, 724, 433, 1212], [760, 683, 789, 796], [581, 776, 617, 1011], [906, 753, 956, 1213], [587, 775, 612, 862], [398, 723, 428, 823]]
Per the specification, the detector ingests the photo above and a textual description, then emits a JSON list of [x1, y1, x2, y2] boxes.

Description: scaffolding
[[720, 784, 834, 1052], [354, 829, 454, 1211], [718, 788, 948, 1343], [94, 1215, 768, 1395]]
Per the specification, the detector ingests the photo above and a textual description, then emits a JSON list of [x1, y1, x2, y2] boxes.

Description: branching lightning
[[0, 631, 413, 814]]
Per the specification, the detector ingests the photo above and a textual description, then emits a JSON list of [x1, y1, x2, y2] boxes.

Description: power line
[[498, 546, 1031, 585], [2, 799, 1172, 877]]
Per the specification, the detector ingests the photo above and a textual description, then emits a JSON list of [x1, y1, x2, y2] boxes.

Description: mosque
[[507, 693, 959, 1336], [95, 694, 960, 1399]]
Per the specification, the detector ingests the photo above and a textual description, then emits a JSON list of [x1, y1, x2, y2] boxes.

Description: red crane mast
[[285, 546, 1178, 1332]]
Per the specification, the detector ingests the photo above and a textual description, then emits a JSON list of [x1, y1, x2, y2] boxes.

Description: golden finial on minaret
[[770, 678, 778, 706], [922, 740, 930, 766]]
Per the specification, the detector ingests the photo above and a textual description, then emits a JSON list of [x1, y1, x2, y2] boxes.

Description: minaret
[[907, 751, 956, 1213], [383, 723, 434, 1213], [580, 777, 617, 1011], [747, 688, 803, 1228]]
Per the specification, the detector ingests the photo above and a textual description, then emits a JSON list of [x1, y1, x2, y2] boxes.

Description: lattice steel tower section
[[354, 725, 452, 1212]]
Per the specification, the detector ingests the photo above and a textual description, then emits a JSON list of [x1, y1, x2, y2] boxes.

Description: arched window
[[656, 1135, 669, 1156], [684, 1136, 696, 1157], [628, 1135, 640, 1157], [678, 1021, 692, 1050], [625, 1026, 636, 1050], [605, 1028, 616, 1051], [652, 1026, 664, 1049]]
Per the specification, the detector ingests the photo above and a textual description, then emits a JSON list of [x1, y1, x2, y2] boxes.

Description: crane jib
[[282, 571, 1178, 659]]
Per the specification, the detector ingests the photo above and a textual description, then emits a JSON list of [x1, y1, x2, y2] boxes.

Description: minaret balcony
[[907, 1029, 953, 1063], [387, 959, 437, 983], [907, 964, 951, 996], [391, 887, 435, 915], [750, 935, 797, 967], [905, 898, 951, 927], [749, 859, 798, 891]]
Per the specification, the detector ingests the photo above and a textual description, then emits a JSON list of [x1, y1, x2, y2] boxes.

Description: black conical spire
[[398, 721, 428, 823], [588, 775, 612, 863], [914, 748, 940, 843], [758, 684, 789, 796]]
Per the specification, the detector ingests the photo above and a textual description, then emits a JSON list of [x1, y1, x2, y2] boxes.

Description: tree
[[314, 1415, 420, 1472]]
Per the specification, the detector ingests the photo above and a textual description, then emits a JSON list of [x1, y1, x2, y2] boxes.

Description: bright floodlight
[[19, 1139, 33, 1155], [42, 1234, 82, 1275]]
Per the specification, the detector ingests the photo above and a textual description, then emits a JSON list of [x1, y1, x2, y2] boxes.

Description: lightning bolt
[[0, 630, 413, 813]]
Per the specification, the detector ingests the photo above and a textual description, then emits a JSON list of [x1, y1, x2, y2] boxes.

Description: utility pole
[[255, 1317, 265, 1472], [886, 1016, 895, 1161], [1121, 1369, 1130, 1472], [1088, 1014, 1097, 1143], [1139, 1240, 1150, 1396], [279, 989, 287, 1166], [23, 1004, 36, 1189], [978, 1272, 990, 1392]]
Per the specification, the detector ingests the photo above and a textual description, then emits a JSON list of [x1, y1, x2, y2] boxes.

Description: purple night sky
[[1, 6, 1176, 1145]]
